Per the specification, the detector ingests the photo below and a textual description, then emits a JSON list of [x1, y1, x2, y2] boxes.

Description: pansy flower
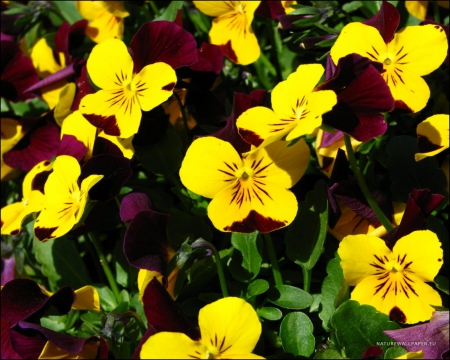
[[193, 1, 261, 65], [415, 114, 449, 161], [237, 64, 336, 152], [180, 136, 310, 233], [76, 1, 129, 43], [79, 38, 177, 138], [33, 155, 103, 241], [405, 1, 449, 21], [330, 1, 448, 112], [338, 230, 443, 324], [141, 291, 263, 359]]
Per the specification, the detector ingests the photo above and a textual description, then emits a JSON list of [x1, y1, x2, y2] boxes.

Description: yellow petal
[[396, 350, 424, 359], [22, 160, 54, 199], [193, 1, 237, 17], [137, 270, 164, 301], [389, 24, 448, 76], [86, 38, 133, 90], [38, 340, 99, 359], [415, 114, 449, 161], [141, 332, 207, 359], [99, 133, 134, 159], [208, 177, 298, 233], [216, 354, 265, 359], [73, 286, 100, 311], [338, 234, 393, 286], [55, 83, 76, 127], [180, 137, 243, 199], [76, 1, 104, 21], [392, 230, 443, 282], [405, 1, 428, 20], [1, 118, 23, 156], [76, 174, 104, 224], [61, 111, 97, 159], [30, 38, 62, 77], [41, 81, 68, 109], [86, 11, 124, 43], [199, 297, 261, 356], [132, 62, 177, 112]]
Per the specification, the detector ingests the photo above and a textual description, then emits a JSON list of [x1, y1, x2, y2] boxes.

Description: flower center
[[237, 166, 253, 181], [237, 3, 244, 14], [384, 58, 392, 66]]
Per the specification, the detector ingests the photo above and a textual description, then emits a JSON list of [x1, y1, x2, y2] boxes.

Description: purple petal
[[92, 136, 123, 157], [363, 1, 399, 44], [1, 318, 22, 359], [189, 42, 223, 75], [1, 279, 74, 323], [54, 20, 87, 62], [362, 345, 384, 359], [24, 64, 75, 93], [57, 134, 86, 161], [123, 210, 170, 272], [3, 117, 60, 172], [384, 189, 445, 249], [319, 130, 344, 148], [255, 1, 285, 19], [80, 154, 132, 202], [130, 21, 198, 73], [10, 322, 107, 359], [72, 64, 95, 111], [384, 312, 449, 359], [1, 256, 15, 286], [212, 90, 267, 154], [120, 193, 153, 222]]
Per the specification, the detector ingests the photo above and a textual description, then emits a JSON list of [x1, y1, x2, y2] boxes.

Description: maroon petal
[[54, 20, 87, 63], [362, 345, 384, 359], [130, 21, 198, 73], [363, 1, 399, 44], [383, 189, 445, 249], [1, 41, 40, 102], [1, 256, 15, 286], [24, 64, 75, 93], [1, 318, 22, 359], [123, 210, 170, 272], [3, 117, 60, 172], [255, 1, 285, 19], [57, 134, 86, 161], [189, 43, 223, 75], [92, 137, 123, 157], [10, 322, 107, 359], [120, 192, 153, 222], [80, 154, 132, 202], [213, 90, 267, 154], [1, 279, 74, 323], [72, 64, 95, 111]]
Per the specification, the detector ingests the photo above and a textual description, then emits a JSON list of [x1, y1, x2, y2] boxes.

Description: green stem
[[87, 232, 121, 303], [303, 268, 311, 293], [84, 236, 108, 285], [343, 134, 394, 232], [264, 233, 283, 286], [173, 91, 191, 142], [432, 1, 440, 23], [210, 244, 229, 297], [265, 19, 283, 83], [149, 1, 161, 17]]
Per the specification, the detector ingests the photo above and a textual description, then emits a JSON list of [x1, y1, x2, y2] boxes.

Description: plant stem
[[148, 1, 161, 17], [87, 232, 121, 303], [210, 244, 229, 297], [432, 1, 441, 23], [173, 91, 191, 143], [266, 19, 283, 83], [343, 134, 394, 232], [303, 268, 311, 293], [264, 233, 283, 287]]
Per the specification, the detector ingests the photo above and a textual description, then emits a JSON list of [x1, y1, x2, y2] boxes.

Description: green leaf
[[257, 307, 282, 321], [434, 276, 449, 295], [280, 312, 315, 357], [384, 346, 408, 359], [156, 1, 184, 21], [94, 285, 118, 312], [289, 6, 321, 15], [267, 285, 313, 309], [342, 1, 363, 13], [34, 237, 91, 291], [387, 136, 448, 202], [247, 279, 270, 297], [330, 300, 401, 359], [285, 179, 328, 271], [319, 254, 348, 330], [52, 1, 83, 24], [293, 14, 322, 28], [135, 126, 183, 176], [229, 232, 263, 282], [357, 139, 376, 154], [314, 349, 344, 359]]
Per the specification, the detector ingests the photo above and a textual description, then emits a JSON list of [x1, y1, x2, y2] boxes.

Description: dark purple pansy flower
[[130, 20, 198, 73], [131, 278, 200, 359], [211, 90, 267, 154], [316, 54, 394, 142], [363, 1, 400, 44], [57, 134, 86, 162], [255, 1, 285, 20], [1, 40, 39, 102], [385, 311, 449, 359]]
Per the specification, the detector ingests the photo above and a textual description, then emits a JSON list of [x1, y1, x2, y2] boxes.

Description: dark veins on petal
[[389, 306, 406, 323]]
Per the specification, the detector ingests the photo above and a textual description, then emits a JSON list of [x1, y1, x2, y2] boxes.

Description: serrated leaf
[[319, 254, 348, 330], [267, 285, 313, 309], [156, 1, 184, 21], [247, 279, 270, 297], [280, 312, 315, 357], [330, 300, 401, 359], [229, 232, 263, 282], [257, 307, 282, 321], [285, 180, 328, 271], [34, 237, 91, 291]]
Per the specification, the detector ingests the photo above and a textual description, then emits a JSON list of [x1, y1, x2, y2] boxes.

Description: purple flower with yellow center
[[330, 1, 448, 113], [193, 1, 261, 65], [33, 155, 103, 241], [80, 38, 177, 138], [338, 230, 443, 324], [180, 136, 309, 233], [237, 64, 336, 152], [415, 114, 449, 161]]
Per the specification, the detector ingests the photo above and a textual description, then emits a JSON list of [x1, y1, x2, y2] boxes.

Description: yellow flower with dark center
[[338, 230, 443, 324], [180, 136, 309, 233], [79, 38, 176, 138], [415, 114, 449, 161], [140, 297, 263, 359]]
